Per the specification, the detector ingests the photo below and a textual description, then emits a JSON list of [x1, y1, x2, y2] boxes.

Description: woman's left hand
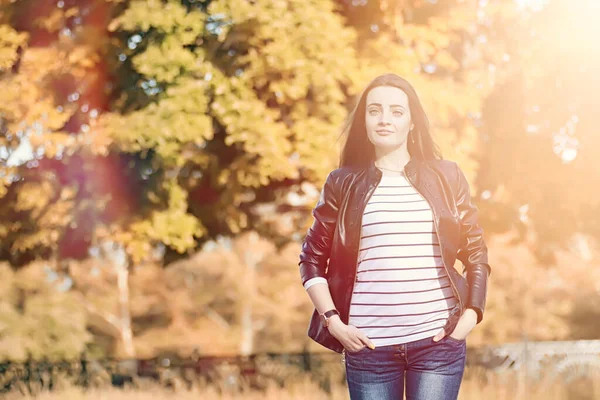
[[432, 308, 478, 342]]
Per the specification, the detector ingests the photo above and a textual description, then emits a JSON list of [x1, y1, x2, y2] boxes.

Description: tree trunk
[[99, 240, 135, 359], [240, 233, 259, 356], [115, 261, 134, 358]]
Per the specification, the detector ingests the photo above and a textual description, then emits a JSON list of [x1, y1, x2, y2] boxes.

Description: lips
[[376, 129, 394, 135]]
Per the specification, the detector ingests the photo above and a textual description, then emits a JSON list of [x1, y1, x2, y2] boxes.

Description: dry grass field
[[4, 366, 600, 400]]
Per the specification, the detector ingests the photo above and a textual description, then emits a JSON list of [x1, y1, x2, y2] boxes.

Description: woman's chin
[[371, 137, 408, 150]]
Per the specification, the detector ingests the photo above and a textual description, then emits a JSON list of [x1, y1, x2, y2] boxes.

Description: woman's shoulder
[[426, 158, 458, 169], [425, 159, 466, 187], [426, 159, 461, 176], [323, 166, 366, 197]]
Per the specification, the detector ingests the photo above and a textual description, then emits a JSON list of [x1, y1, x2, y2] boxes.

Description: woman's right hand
[[327, 316, 376, 353]]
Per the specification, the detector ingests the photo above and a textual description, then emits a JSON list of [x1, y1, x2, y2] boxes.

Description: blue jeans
[[344, 335, 466, 400]]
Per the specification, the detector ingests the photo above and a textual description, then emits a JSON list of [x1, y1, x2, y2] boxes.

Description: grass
[[4, 366, 600, 399]]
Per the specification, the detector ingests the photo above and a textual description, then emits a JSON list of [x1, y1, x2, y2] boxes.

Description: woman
[[298, 73, 491, 400]]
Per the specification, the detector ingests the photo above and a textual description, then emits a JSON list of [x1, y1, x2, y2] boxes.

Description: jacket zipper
[[342, 175, 380, 362], [403, 168, 464, 312]]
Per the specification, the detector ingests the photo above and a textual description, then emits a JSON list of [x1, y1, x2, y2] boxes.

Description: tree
[[0, 0, 362, 358], [98, 0, 362, 260], [0, 0, 362, 265], [0, 0, 114, 264]]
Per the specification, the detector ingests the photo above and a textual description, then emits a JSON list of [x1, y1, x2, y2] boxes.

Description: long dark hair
[[338, 73, 442, 169]]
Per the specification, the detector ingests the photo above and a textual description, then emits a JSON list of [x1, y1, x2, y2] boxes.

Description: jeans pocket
[[346, 345, 368, 355]]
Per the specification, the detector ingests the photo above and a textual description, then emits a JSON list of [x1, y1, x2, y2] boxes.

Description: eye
[[368, 109, 380, 115], [393, 110, 404, 116]]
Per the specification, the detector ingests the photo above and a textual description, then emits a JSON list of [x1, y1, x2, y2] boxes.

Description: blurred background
[[1, 0, 600, 398]]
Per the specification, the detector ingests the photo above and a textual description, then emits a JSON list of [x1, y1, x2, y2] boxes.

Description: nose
[[379, 115, 391, 125], [379, 110, 392, 125]]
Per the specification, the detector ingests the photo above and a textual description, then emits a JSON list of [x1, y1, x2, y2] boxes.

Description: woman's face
[[365, 86, 413, 150]]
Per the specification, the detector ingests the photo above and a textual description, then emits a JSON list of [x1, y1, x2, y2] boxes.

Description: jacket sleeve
[[298, 171, 340, 286], [454, 162, 491, 324]]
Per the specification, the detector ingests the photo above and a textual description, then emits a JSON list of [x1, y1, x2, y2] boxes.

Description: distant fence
[[0, 351, 345, 394], [3, 341, 600, 394]]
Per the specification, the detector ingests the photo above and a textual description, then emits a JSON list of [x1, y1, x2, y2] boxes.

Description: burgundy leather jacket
[[298, 158, 491, 354]]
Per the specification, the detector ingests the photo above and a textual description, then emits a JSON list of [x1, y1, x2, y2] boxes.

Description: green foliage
[[97, 0, 362, 248]]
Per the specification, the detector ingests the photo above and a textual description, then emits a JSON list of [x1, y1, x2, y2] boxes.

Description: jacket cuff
[[299, 263, 327, 286], [467, 306, 484, 325], [465, 264, 489, 324]]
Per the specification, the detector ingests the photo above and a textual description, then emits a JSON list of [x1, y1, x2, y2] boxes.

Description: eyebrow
[[367, 103, 407, 110]]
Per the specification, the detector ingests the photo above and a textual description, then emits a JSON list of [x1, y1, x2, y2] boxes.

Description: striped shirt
[[304, 173, 458, 347]]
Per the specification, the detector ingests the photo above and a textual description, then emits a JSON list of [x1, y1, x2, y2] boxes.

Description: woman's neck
[[374, 144, 411, 174]]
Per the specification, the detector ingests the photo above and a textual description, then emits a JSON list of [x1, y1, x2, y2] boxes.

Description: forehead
[[366, 86, 409, 106]]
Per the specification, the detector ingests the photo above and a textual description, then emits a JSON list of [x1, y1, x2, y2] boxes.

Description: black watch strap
[[319, 308, 340, 327], [323, 309, 340, 318]]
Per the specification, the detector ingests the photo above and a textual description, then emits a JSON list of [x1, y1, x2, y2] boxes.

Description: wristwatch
[[319, 308, 340, 328]]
